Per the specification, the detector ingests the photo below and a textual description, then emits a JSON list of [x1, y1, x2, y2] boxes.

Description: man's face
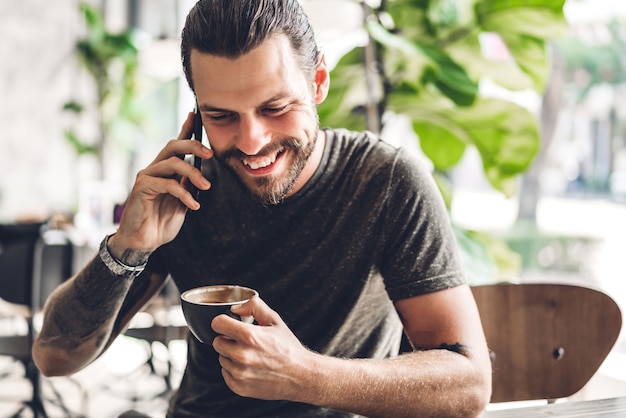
[[190, 35, 328, 205]]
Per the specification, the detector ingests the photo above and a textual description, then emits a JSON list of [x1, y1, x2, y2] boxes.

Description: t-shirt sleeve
[[379, 150, 466, 301]]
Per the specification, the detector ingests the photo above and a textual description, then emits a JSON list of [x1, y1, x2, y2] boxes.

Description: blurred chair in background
[[123, 278, 188, 390], [472, 281, 622, 405], [117, 278, 188, 405], [0, 221, 81, 417], [89, 278, 188, 415]]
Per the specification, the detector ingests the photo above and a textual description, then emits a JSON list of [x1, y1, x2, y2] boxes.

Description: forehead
[[190, 35, 310, 108]]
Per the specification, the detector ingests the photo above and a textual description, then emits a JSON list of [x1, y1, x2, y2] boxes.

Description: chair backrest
[[0, 223, 73, 311], [32, 229, 74, 310], [471, 281, 623, 403], [0, 222, 44, 306]]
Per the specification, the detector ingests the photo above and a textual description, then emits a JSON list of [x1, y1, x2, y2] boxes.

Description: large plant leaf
[[475, 0, 567, 33], [386, 0, 433, 38], [414, 120, 467, 169], [475, 0, 568, 90], [419, 43, 479, 106], [451, 97, 540, 195], [321, 0, 554, 198], [368, 21, 478, 106], [394, 93, 539, 195], [446, 37, 535, 91]]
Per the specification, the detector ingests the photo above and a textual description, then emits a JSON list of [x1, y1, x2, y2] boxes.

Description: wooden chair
[[471, 281, 623, 403]]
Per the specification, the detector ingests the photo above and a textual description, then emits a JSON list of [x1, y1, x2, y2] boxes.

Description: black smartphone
[[192, 108, 203, 170], [188, 107, 203, 198]]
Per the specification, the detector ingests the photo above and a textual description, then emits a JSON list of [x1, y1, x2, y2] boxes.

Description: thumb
[[231, 295, 281, 327]]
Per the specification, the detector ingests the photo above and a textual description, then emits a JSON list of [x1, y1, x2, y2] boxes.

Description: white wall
[[0, 0, 190, 225], [0, 0, 89, 222]]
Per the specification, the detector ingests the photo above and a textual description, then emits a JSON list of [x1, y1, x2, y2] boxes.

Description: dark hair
[[181, 0, 319, 92]]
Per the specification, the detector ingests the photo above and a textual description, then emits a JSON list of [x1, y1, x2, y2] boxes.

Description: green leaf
[[419, 44, 479, 105], [62, 101, 84, 113], [446, 38, 535, 91], [368, 21, 478, 106], [387, 0, 432, 39], [500, 34, 549, 91], [476, 1, 568, 90], [477, 1, 568, 39], [63, 130, 99, 156], [414, 120, 467, 169], [317, 47, 370, 131], [451, 97, 540, 195], [396, 93, 539, 195], [80, 3, 106, 45]]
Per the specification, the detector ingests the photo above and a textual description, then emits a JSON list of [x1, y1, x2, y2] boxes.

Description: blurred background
[[1, 0, 626, 416]]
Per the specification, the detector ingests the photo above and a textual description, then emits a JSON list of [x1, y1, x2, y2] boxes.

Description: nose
[[236, 114, 272, 155]]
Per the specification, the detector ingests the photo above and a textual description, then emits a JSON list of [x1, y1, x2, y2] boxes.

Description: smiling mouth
[[242, 149, 285, 171]]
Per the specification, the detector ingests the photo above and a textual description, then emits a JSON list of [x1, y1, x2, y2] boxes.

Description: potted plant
[[62, 2, 142, 181], [318, 0, 568, 282]]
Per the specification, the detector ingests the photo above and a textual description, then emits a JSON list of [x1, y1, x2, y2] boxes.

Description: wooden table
[[483, 397, 626, 417]]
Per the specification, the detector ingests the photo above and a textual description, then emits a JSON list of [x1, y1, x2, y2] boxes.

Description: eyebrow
[[198, 92, 296, 113]]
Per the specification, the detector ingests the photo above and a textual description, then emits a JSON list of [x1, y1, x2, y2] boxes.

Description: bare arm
[[32, 258, 167, 376], [303, 285, 492, 417], [33, 112, 213, 376], [213, 284, 492, 417]]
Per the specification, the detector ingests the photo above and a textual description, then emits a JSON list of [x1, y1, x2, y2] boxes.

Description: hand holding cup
[[181, 285, 258, 344]]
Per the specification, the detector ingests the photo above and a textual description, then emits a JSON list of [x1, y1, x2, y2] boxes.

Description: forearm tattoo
[[37, 255, 134, 352], [118, 247, 151, 267], [437, 342, 470, 355], [415, 342, 471, 355]]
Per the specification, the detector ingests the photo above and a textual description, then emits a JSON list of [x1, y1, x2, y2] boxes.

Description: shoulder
[[326, 128, 399, 158], [326, 128, 435, 190]]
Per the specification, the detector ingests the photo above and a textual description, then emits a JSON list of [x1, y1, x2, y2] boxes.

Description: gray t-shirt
[[149, 128, 465, 417]]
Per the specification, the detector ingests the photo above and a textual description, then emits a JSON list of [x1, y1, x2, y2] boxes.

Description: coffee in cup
[[180, 285, 258, 344]]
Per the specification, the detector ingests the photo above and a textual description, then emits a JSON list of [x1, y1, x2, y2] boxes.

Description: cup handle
[[229, 304, 254, 324], [240, 315, 254, 324]]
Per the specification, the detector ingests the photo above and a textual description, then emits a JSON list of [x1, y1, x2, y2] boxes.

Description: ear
[[313, 55, 330, 104]]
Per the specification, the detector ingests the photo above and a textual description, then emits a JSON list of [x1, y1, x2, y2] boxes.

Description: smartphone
[[188, 107, 204, 198], [192, 108, 203, 170]]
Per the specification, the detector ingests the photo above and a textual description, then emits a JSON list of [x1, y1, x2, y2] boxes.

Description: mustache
[[217, 137, 304, 161]]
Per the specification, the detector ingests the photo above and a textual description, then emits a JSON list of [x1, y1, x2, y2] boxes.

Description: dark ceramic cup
[[180, 285, 258, 344]]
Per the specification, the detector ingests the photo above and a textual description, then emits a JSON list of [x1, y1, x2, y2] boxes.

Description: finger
[[211, 313, 250, 342], [135, 173, 200, 211], [231, 296, 281, 327], [177, 111, 195, 140], [181, 175, 211, 199], [139, 157, 211, 211], [152, 139, 213, 165], [137, 159, 208, 207], [213, 333, 238, 356], [145, 156, 211, 190]]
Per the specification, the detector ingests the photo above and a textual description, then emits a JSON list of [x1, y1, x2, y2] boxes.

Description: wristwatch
[[99, 233, 147, 276]]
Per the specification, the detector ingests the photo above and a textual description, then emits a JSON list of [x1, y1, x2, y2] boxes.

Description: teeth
[[243, 153, 277, 170]]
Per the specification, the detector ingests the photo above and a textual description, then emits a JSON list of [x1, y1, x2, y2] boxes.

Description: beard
[[214, 126, 319, 206]]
